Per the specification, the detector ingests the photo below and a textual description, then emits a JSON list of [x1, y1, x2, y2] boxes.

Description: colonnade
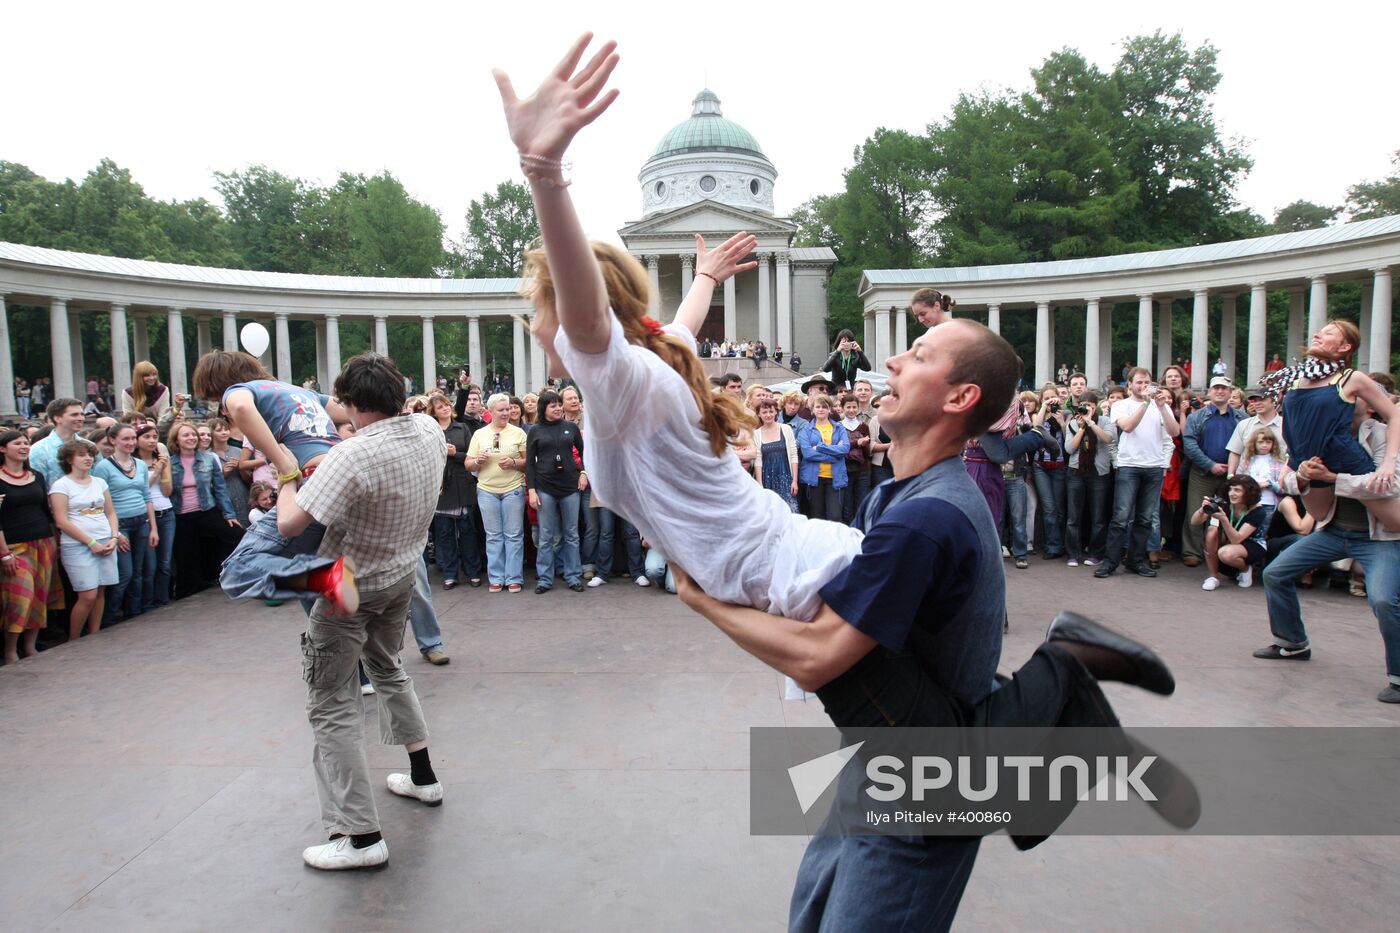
[[639, 249, 797, 348]]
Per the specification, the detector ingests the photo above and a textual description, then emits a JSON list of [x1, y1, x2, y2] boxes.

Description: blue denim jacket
[[797, 421, 850, 489], [168, 450, 236, 519]]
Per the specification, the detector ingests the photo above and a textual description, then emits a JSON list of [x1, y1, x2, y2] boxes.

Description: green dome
[[647, 89, 768, 162]]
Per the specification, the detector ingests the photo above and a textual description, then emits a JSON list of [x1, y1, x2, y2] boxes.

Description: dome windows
[[699, 175, 718, 193]]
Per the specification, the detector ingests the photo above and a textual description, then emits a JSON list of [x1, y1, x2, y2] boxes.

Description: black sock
[[350, 831, 382, 849], [409, 747, 437, 786]]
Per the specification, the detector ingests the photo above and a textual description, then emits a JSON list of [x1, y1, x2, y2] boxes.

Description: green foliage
[[1347, 151, 1400, 219], [1272, 200, 1339, 232], [447, 180, 539, 278]]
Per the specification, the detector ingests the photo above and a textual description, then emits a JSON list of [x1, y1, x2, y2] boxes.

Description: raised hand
[[694, 232, 759, 284], [493, 33, 621, 162]]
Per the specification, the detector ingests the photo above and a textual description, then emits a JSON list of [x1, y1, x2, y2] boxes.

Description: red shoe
[[306, 556, 359, 617]]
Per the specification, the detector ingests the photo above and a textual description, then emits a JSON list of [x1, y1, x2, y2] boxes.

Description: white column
[[258, 318, 274, 372], [775, 253, 792, 353], [894, 304, 908, 358], [68, 309, 84, 395], [1287, 288, 1305, 364], [874, 306, 892, 372], [1358, 281, 1374, 372], [512, 316, 527, 389], [374, 315, 388, 356], [49, 298, 74, 399], [723, 276, 736, 342], [1136, 295, 1153, 372], [222, 311, 238, 351], [421, 315, 436, 392], [1247, 284, 1268, 387], [132, 314, 150, 362], [314, 320, 328, 389], [167, 307, 189, 395], [679, 255, 694, 306], [1084, 298, 1100, 388], [1219, 293, 1237, 380], [195, 316, 212, 359], [1371, 267, 1393, 374], [109, 304, 131, 402], [468, 316, 483, 387], [1190, 290, 1209, 389], [1035, 300, 1052, 387], [528, 315, 546, 390], [757, 252, 772, 349], [1308, 275, 1328, 336], [645, 255, 661, 316], [1098, 303, 1112, 384], [1156, 299, 1173, 376], [987, 303, 1001, 335], [0, 296, 16, 417], [325, 315, 341, 378], [273, 312, 291, 383], [864, 312, 875, 356]]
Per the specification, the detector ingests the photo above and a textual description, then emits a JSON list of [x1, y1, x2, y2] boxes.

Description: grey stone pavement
[[3, 558, 1398, 932]]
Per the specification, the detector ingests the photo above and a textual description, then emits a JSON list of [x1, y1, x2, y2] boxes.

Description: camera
[[553, 453, 564, 473], [1201, 494, 1228, 515], [1190, 397, 1204, 410], [1075, 403, 1095, 417], [1144, 385, 1160, 396], [1045, 400, 1061, 412]]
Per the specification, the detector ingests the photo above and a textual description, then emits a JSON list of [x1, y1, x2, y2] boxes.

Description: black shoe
[[568, 582, 585, 592], [1135, 565, 1158, 578], [1125, 736, 1202, 830], [442, 580, 458, 590], [1093, 564, 1116, 578], [1252, 643, 1311, 661], [1045, 611, 1176, 695], [1148, 560, 1160, 571], [1378, 685, 1400, 704], [534, 584, 551, 595]]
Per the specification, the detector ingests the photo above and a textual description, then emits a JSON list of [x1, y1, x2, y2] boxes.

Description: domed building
[[618, 90, 836, 366]]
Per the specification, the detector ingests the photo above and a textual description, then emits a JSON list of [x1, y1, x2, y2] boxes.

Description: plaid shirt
[[296, 413, 446, 591]]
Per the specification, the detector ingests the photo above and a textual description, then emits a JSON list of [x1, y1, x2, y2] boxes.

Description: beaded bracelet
[[519, 153, 572, 189]]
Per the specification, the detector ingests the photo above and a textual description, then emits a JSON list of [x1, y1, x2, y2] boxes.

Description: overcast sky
[[10, 1, 1398, 257]]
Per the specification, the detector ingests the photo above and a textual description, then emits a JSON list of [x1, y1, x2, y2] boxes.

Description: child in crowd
[[190, 352, 357, 614], [1240, 428, 1288, 533], [1260, 320, 1399, 530], [247, 482, 276, 526]]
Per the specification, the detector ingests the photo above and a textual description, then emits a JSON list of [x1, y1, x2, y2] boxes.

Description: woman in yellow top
[[467, 393, 529, 592]]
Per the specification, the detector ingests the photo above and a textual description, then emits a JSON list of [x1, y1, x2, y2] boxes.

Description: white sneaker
[[302, 835, 388, 870], [587, 576, 606, 588], [386, 773, 444, 807], [360, 682, 375, 696], [1066, 559, 1079, 568], [1237, 567, 1253, 588], [635, 575, 651, 587], [1202, 577, 1220, 591], [1001, 546, 1012, 559]]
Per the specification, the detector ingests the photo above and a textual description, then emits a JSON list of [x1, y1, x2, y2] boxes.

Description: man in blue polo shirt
[[676, 320, 1182, 931], [1180, 376, 1245, 566]]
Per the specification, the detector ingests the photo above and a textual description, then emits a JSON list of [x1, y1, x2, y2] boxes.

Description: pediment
[[618, 200, 798, 239]]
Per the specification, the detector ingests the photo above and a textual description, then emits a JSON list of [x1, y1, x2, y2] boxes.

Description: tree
[[315, 172, 446, 277], [214, 165, 318, 273], [1272, 200, 1339, 233], [448, 181, 540, 278], [1347, 151, 1400, 220]]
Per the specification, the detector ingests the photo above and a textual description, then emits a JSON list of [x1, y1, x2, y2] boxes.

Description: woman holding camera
[[525, 390, 586, 593], [821, 330, 871, 392], [1191, 474, 1268, 591], [1064, 392, 1113, 566], [1030, 383, 1070, 561]]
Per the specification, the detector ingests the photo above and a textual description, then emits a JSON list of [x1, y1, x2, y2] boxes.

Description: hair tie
[[640, 316, 665, 337]]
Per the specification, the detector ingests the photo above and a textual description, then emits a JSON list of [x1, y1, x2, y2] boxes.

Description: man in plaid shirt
[[276, 353, 448, 870]]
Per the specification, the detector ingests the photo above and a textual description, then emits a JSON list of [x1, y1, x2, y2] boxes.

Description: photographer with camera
[[1180, 376, 1245, 568], [821, 330, 871, 393], [1030, 385, 1070, 560], [1095, 368, 1181, 578], [1065, 391, 1113, 566], [1191, 475, 1268, 590]]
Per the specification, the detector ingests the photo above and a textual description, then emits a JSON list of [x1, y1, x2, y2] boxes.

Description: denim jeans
[[1002, 476, 1029, 557], [644, 546, 675, 593], [1065, 470, 1109, 561], [477, 487, 525, 586], [1031, 464, 1068, 556], [579, 486, 597, 571], [218, 506, 331, 601], [536, 491, 582, 588], [103, 514, 151, 626], [142, 508, 176, 610], [1103, 466, 1164, 571], [408, 556, 443, 656], [1263, 528, 1400, 681], [432, 512, 482, 583], [592, 509, 644, 578], [842, 469, 872, 524]]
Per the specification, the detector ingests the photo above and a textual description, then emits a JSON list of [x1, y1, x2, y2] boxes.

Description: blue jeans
[[477, 487, 525, 586], [432, 512, 482, 582], [142, 508, 176, 610], [1066, 470, 1109, 561], [579, 486, 597, 571], [644, 546, 676, 593], [1002, 476, 1029, 557], [536, 491, 582, 588], [1104, 466, 1164, 570], [218, 506, 333, 601], [1263, 527, 1400, 681], [842, 469, 872, 524], [593, 509, 644, 578], [408, 556, 443, 655], [1031, 464, 1067, 556], [103, 514, 151, 626]]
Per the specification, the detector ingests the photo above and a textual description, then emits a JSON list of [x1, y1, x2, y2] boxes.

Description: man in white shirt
[[1095, 368, 1181, 578], [1225, 391, 1285, 475]]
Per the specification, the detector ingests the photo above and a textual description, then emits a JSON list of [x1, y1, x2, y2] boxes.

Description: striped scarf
[[1258, 357, 1344, 403]]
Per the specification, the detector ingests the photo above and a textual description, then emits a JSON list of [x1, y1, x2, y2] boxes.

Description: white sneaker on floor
[[387, 773, 444, 807], [302, 835, 388, 870], [360, 682, 375, 696], [635, 575, 651, 587], [1066, 559, 1079, 568], [1001, 546, 1012, 559], [587, 575, 606, 588], [1237, 567, 1253, 588], [1202, 576, 1220, 591]]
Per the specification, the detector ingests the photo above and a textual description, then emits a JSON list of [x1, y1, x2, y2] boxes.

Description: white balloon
[[240, 322, 270, 359]]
